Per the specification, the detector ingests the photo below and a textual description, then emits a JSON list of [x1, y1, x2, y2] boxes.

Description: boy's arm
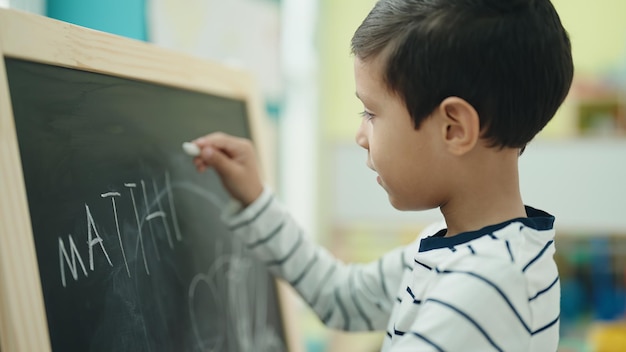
[[222, 186, 416, 331], [191, 132, 411, 331]]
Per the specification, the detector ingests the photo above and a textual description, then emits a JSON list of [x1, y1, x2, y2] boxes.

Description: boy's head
[[351, 0, 574, 149]]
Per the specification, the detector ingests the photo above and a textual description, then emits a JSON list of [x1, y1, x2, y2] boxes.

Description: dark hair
[[351, 0, 574, 148]]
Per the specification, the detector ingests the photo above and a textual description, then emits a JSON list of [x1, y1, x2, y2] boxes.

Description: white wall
[[279, 0, 319, 236], [332, 139, 626, 234], [519, 138, 626, 234]]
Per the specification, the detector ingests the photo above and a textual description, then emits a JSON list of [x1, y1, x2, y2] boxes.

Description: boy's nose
[[355, 120, 369, 150]]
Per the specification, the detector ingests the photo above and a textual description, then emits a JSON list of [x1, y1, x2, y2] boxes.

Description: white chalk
[[182, 142, 201, 156]]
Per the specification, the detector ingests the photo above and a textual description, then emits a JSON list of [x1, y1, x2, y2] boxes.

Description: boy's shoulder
[[405, 219, 560, 351]]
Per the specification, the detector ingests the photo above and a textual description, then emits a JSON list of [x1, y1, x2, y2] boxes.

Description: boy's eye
[[359, 110, 375, 120]]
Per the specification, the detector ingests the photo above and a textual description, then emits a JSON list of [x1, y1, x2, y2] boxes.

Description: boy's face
[[354, 55, 448, 211]]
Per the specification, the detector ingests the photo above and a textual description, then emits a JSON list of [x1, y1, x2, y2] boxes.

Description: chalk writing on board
[[86, 204, 114, 271], [57, 203, 117, 287], [58, 171, 183, 287], [189, 240, 286, 352], [58, 234, 88, 287], [54, 168, 284, 347]]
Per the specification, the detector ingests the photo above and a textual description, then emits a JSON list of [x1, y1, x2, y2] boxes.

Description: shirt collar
[[418, 206, 554, 252]]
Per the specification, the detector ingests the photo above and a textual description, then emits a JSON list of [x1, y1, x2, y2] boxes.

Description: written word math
[[58, 172, 183, 288]]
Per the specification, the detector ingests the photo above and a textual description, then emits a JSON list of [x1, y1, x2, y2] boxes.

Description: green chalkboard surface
[[5, 58, 286, 352]]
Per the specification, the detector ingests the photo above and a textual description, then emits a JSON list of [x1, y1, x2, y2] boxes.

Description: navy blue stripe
[[394, 328, 405, 336], [468, 245, 476, 254], [247, 220, 285, 249], [266, 232, 303, 266], [449, 246, 457, 252], [409, 331, 445, 352], [350, 273, 373, 330], [439, 269, 531, 333], [229, 195, 273, 230], [442, 267, 557, 335], [522, 240, 554, 273], [289, 252, 319, 286], [386, 331, 392, 338], [378, 258, 390, 298], [334, 288, 350, 330], [488, 233, 497, 239], [406, 286, 415, 299], [310, 264, 337, 306], [406, 286, 421, 304], [529, 277, 559, 302], [505, 240, 514, 262], [532, 315, 560, 335], [414, 259, 432, 271], [396, 296, 402, 303], [426, 298, 503, 352]]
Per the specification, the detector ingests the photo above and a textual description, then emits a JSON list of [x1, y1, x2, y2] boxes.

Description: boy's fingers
[[189, 132, 261, 205], [200, 146, 236, 177], [194, 133, 247, 158]]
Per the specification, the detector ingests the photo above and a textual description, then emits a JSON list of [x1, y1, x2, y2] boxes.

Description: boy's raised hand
[[192, 132, 264, 207]]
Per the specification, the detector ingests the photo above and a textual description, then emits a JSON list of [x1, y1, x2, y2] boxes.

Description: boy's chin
[[387, 197, 416, 211], [387, 195, 435, 212]]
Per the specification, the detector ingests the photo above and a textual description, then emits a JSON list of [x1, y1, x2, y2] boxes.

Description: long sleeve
[[221, 188, 417, 331]]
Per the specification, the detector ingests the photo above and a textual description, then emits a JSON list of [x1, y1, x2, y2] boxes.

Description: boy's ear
[[436, 97, 480, 155]]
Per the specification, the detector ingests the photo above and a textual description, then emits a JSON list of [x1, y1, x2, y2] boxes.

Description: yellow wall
[[552, 0, 626, 76], [318, 0, 376, 141], [319, 0, 626, 140]]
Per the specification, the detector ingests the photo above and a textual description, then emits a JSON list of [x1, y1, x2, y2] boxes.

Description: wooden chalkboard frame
[[0, 8, 298, 352]]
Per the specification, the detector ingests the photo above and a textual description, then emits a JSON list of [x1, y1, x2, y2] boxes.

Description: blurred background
[[2, 0, 625, 351]]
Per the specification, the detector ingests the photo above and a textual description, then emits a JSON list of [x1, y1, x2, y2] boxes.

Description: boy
[[191, 0, 573, 350]]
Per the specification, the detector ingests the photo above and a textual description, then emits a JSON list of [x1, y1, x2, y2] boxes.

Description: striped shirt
[[222, 188, 560, 351]]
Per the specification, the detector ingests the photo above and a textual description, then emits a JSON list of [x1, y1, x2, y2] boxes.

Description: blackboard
[[3, 55, 286, 351]]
